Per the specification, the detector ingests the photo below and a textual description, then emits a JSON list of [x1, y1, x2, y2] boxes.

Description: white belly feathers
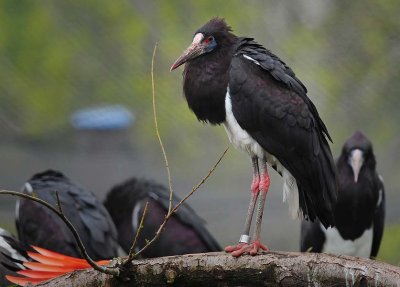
[[322, 224, 373, 258]]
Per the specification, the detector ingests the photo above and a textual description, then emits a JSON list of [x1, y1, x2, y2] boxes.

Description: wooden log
[[34, 251, 400, 286]]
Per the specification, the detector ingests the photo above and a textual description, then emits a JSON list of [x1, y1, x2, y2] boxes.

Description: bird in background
[[171, 17, 337, 256], [103, 177, 221, 258], [301, 131, 385, 258], [4, 169, 120, 285], [4, 173, 222, 286], [16, 170, 120, 261]]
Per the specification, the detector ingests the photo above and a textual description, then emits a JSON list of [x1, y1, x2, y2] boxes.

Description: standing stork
[[301, 131, 385, 258], [171, 18, 337, 256]]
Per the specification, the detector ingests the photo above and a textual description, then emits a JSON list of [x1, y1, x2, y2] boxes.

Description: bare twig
[[124, 201, 149, 263], [0, 190, 119, 276], [151, 42, 174, 214], [171, 147, 229, 214], [129, 146, 229, 260], [54, 191, 63, 214]]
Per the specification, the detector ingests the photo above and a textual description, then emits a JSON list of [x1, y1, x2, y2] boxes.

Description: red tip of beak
[[170, 56, 186, 71], [170, 63, 179, 71]]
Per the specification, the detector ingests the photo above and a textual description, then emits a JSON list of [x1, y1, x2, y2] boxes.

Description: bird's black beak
[[349, 149, 364, 183], [170, 34, 205, 71]]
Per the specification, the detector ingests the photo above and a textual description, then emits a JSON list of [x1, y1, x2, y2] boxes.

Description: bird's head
[[170, 17, 236, 71], [341, 131, 375, 183]]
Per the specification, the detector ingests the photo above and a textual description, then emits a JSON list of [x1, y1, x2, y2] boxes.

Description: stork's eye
[[204, 36, 214, 44]]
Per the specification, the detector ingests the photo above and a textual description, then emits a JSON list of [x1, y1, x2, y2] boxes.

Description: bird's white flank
[[321, 224, 373, 258], [0, 236, 26, 267]]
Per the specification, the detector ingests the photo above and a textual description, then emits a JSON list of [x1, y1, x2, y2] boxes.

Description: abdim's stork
[[301, 131, 385, 258], [103, 177, 221, 257], [171, 18, 337, 256], [16, 170, 120, 260]]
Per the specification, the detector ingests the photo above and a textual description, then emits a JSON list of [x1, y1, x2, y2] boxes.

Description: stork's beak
[[349, 149, 364, 183], [170, 34, 205, 71]]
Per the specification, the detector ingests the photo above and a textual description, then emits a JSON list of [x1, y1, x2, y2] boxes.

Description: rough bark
[[34, 251, 400, 287]]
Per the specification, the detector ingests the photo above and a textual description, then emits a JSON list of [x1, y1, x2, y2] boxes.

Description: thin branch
[[171, 146, 229, 214], [54, 191, 63, 214], [124, 201, 149, 264], [130, 146, 229, 260], [151, 42, 174, 214], [0, 190, 119, 276]]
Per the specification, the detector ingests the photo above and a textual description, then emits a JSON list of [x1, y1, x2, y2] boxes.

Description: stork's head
[[341, 131, 375, 183], [170, 18, 236, 71]]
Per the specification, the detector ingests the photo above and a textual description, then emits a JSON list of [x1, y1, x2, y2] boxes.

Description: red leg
[[225, 157, 259, 253], [249, 159, 270, 255], [227, 159, 270, 257]]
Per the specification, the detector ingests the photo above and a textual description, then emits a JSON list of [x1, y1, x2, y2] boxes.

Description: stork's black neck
[[183, 41, 237, 125]]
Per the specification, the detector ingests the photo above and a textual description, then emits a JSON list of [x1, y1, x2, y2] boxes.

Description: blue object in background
[[70, 105, 135, 131]]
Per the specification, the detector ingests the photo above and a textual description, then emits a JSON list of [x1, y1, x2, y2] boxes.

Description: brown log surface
[[34, 251, 400, 287]]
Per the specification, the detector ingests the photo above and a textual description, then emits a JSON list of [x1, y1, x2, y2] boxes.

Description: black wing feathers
[[17, 170, 119, 260], [104, 177, 221, 257], [0, 228, 29, 286], [236, 38, 308, 96], [300, 220, 325, 253], [230, 38, 337, 227], [235, 38, 331, 142], [371, 177, 385, 258]]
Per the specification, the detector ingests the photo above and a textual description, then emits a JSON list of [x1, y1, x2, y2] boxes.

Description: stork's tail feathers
[[5, 246, 109, 286]]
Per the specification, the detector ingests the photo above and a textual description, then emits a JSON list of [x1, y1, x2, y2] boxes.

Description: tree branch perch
[[31, 252, 400, 286]]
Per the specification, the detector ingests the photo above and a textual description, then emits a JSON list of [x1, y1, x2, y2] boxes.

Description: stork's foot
[[224, 243, 247, 254], [224, 240, 269, 257]]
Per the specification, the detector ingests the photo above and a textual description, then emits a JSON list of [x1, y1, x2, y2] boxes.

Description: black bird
[[16, 170, 120, 261], [0, 227, 29, 286], [104, 177, 221, 258], [301, 131, 385, 258], [171, 18, 337, 256]]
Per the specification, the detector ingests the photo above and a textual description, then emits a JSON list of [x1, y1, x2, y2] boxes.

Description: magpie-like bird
[[16, 170, 120, 261], [0, 227, 29, 286], [104, 177, 221, 258], [171, 18, 337, 256], [301, 131, 385, 258]]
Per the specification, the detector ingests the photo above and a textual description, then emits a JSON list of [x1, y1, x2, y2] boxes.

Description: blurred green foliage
[[0, 1, 399, 153], [1, 1, 399, 148], [0, 1, 260, 139], [378, 223, 400, 266]]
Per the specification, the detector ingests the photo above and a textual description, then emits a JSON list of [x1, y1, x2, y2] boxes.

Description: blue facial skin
[[205, 36, 217, 53]]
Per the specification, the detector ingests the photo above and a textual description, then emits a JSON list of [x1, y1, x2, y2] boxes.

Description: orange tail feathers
[[5, 246, 110, 286]]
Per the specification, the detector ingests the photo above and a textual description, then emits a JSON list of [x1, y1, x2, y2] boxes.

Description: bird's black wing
[[17, 170, 119, 260], [300, 220, 325, 253], [149, 186, 222, 252], [229, 38, 337, 227], [370, 175, 385, 258], [104, 177, 221, 255]]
